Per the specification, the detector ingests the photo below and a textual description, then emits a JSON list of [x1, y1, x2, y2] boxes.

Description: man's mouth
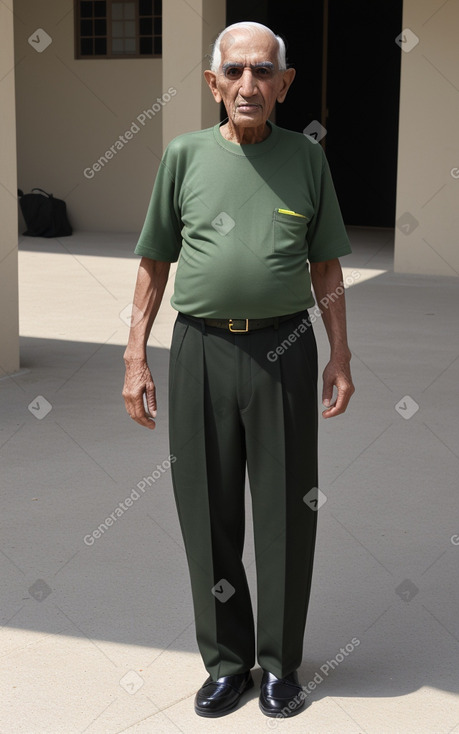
[[237, 103, 261, 112]]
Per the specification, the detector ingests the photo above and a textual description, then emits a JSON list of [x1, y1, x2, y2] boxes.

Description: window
[[75, 0, 162, 58]]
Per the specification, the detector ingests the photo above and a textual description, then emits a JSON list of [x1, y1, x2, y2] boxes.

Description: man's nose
[[239, 68, 258, 96]]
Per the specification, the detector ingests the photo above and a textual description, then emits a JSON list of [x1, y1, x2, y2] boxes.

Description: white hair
[[210, 21, 287, 73]]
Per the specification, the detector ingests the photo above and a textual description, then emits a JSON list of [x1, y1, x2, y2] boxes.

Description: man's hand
[[123, 358, 157, 429], [321, 354, 355, 418]]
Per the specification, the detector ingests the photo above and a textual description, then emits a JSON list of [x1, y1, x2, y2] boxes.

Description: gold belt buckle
[[229, 318, 249, 333]]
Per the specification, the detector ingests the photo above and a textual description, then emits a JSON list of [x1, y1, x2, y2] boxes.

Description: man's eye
[[225, 68, 242, 78], [256, 68, 273, 77]]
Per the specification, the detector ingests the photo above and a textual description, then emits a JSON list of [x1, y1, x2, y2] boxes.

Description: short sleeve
[[134, 147, 182, 262], [307, 148, 352, 263]]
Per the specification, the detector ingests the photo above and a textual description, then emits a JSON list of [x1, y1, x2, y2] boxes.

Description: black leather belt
[[180, 311, 304, 333]]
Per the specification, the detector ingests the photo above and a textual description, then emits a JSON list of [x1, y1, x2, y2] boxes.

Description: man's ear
[[276, 67, 296, 104], [204, 70, 222, 104]]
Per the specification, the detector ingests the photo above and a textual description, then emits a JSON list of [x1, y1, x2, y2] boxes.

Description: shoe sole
[[259, 699, 305, 718], [194, 677, 254, 718]]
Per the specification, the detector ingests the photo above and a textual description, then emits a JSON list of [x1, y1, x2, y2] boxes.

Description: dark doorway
[[226, 1, 403, 227]]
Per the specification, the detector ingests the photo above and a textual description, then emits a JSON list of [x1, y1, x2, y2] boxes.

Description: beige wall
[[0, 0, 19, 376], [201, 0, 227, 127], [395, 0, 459, 276], [14, 0, 163, 232], [162, 0, 225, 148], [14, 0, 225, 233]]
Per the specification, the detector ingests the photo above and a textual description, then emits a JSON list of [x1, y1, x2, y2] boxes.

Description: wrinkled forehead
[[219, 29, 278, 68]]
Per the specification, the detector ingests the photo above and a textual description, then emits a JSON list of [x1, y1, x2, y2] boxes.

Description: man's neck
[[219, 121, 271, 145]]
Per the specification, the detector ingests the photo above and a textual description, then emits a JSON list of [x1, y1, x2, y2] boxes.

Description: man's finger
[[131, 400, 156, 429], [123, 390, 155, 428], [122, 363, 158, 429], [322, 383, 354, 418], [322, 392, 343, 417], [145, 381, 157, 418], [322, 376, 334, 407], [132, 390, 156, 426]]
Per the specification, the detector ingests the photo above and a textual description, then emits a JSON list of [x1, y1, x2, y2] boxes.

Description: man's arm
[[122, 257, 171, 429], [310, 258, 355, 418]]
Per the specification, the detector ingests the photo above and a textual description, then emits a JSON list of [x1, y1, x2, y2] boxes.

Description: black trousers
[[168, 309, 319, 681]]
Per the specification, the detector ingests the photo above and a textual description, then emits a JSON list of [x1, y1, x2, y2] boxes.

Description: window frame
[[74, 0, 162, 60]]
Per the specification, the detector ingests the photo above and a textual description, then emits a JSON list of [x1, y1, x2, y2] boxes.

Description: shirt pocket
[[272, 209, 309, 255]]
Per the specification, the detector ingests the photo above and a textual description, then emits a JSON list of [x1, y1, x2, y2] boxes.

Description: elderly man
[[123, 21, 354, 719]]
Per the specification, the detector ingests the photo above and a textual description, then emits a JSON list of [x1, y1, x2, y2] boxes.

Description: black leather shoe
[[194, 671, 254, 717], [259, 669, 305, 718]]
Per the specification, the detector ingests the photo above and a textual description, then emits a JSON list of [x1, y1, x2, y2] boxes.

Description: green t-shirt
[[135, 121, 351, 318]]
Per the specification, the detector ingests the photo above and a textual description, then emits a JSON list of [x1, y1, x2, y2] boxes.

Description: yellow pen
[[277, 208, 307, 218]]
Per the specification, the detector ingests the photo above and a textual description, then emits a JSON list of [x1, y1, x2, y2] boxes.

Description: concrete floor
[[1, 227, 459, 733]]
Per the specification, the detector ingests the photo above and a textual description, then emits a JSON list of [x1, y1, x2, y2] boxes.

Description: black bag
[[18, 188, 72, 237]]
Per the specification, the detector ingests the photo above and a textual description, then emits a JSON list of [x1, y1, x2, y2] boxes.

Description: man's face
[[205, 29, 295, 130]]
